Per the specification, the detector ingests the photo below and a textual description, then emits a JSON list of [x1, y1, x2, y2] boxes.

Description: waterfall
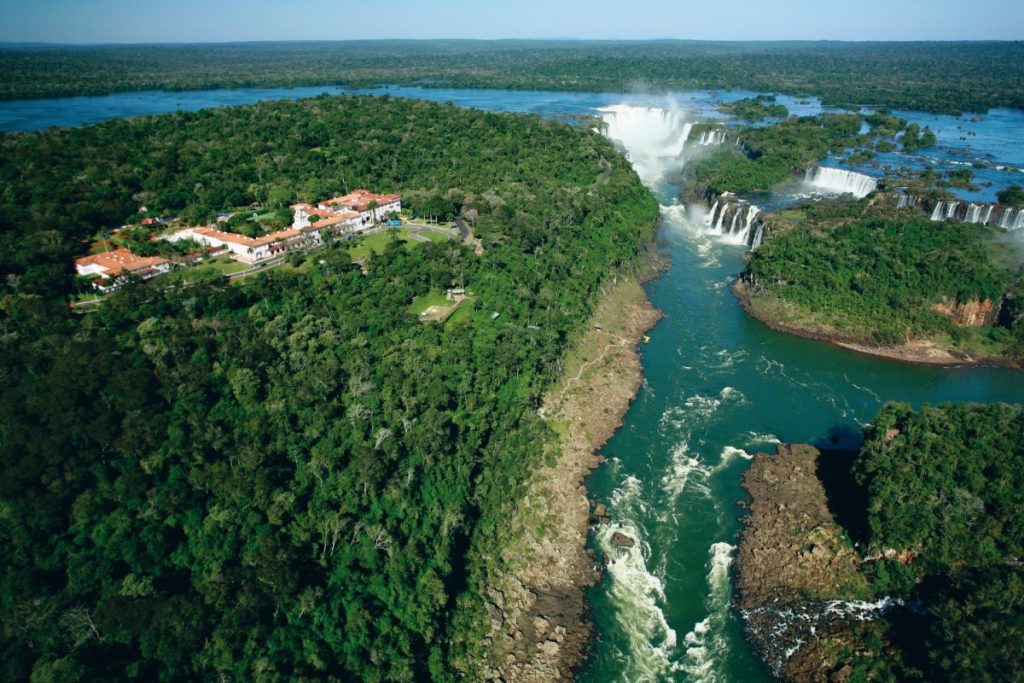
[[804, 167, 878, 198], [896, 194, 919, 209], [930, 202, 945, 221], [751, 224, 765, 250], [706, 201, 720, 228], [598, 105, 694, 184], [965, 204, 982, 223], [705, 193, 763, 248], [982, 205, 994, 225], [1000, 208, 1024, 231], [945, 202, 959, 219], [697, 129, 727, 146]]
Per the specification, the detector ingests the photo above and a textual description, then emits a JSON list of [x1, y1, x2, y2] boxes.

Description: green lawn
[[445, 299, 475, 326], [409, 291, 450, 315], [203, 254, 251, 275], [345, 230, 415, 261], [418, 230, 450, 243]]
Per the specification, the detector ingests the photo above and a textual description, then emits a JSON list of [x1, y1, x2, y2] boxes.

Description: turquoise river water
[[5, 85, 1023, 681]]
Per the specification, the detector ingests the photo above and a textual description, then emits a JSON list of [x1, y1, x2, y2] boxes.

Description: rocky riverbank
[[478, 271, 662, 681], [736, 444, 900, 682], [731, 281, 1008, 367]]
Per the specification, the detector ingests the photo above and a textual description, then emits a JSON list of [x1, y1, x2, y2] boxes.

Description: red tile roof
[[75, 248, 168, 277]]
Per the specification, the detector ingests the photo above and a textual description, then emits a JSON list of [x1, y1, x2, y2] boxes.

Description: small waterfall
[[965, 204, 982, 224], [930, 201, 959, 221], [896, 194, 919, 209], [999, 208, 1024, 231], [697, 129, 728, 146], [982, 205, 994, 225], [751, 224, 765, 250], [804, 167, 878, 198]]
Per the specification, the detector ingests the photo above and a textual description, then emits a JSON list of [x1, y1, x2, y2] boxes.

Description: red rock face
[[930, 298, 997, 327]]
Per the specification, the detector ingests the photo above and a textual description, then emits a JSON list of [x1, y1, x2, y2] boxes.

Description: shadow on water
[[814, 424, 870, 546]]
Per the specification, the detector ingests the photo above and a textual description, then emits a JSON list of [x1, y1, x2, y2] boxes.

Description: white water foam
[[678, 542, 736, 681], [598, 475, 678, 681], [661, 441, 713, 502], [714, 446, 753, 473]]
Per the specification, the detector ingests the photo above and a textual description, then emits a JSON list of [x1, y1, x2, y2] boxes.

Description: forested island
[[0, 94, 660, 680], [736, 199, 1024, 364], [736, 403, 1024, 682], [2, 40, 1024, 114]]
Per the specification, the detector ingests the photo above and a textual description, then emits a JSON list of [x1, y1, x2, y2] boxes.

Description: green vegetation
[[686, 113, 871, 195], [900, 123, 937, 152], [1, 40, 1023, 114], [998, 184, 1024, 205], [721, 95, 789, 121], [843, 403, 1024, 680], [744, 209, 1024, 357], [0, 95, 659, 680]]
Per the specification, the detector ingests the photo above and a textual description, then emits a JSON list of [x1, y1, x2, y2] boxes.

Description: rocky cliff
[[735, 445, 897, 682]]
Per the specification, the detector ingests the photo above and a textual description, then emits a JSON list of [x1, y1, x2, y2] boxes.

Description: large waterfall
[[804, 167, 878, 198], [598, 105, 693, 184]]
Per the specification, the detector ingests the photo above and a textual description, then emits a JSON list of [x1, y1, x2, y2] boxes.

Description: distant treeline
[[2, 40, 1023, 114]]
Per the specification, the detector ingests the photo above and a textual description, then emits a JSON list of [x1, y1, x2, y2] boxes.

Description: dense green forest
[[844, 402, 1024, 680], [2, 40, 1023, 114], [742, 203, 1024, 358], [0, 95, 659, 680]]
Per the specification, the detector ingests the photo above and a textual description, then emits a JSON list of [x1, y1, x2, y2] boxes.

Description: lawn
[[345, 229, 415, 261], [409, 291, 450, 315], [445, 299, 475, 326], [418, 230, 450, 243]]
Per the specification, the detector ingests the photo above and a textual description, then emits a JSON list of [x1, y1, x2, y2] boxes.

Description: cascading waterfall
[[964, 204, 995, 224], [896, 194, 919, 209], [697, 129, 728, 146], [965, 204, 982, 223], [931, 201, 961, 221], [599, 105, 694, 184], [1000, 207, 1024, 230], [803, 167, 878, 198], [703, 193, 765, 248]]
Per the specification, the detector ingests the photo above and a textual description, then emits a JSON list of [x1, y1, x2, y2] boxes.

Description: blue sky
[[1, 0, 1021, 43]]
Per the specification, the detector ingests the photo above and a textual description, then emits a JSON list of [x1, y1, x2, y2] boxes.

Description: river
[[5, 85, 1023, 681]]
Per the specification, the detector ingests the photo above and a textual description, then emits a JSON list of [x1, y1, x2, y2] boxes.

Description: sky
[[0, 0, 1022, 44]]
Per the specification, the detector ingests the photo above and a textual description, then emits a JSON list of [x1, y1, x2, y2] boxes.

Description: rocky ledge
[[735, 445, 896, 682]]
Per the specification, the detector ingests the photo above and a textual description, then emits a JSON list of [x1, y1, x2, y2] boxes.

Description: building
[[75, 248, 171, 290], [292, 189, 401, 231], [164, 225, 321, 264]]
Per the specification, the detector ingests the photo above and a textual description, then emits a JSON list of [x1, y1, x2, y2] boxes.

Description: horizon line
[[2, 37, 1022, 48]]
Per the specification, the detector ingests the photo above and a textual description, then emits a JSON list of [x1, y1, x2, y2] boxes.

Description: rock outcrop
[[930, 297, 999, 327], [735, 445, 895, 682]]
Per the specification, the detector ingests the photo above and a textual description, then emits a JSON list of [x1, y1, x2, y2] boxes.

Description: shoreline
[[732, 281, 1021, 369], [480, 265, 662, 681]]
